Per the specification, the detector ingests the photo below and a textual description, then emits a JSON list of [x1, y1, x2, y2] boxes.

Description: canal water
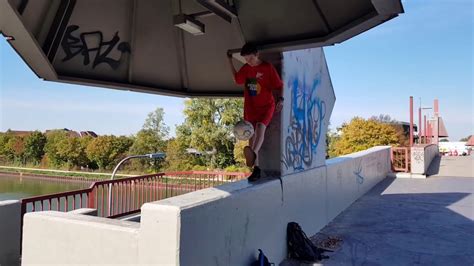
[[0, 174, 91, 201]]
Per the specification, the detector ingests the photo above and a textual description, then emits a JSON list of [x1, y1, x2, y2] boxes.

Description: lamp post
[[108, 153, 165, 216]]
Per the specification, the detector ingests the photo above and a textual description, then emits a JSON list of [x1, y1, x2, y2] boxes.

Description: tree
[[143, 108, 169, 140], [86, 135, 133, 170], [164, 138, 198, 171], [0, 132, 14, 162], [24, 131, 47, 164], [370, 114, 409, 147], [460, 135, 472, 142], [56, 136, 90, 169], [330, 117, 400, 156], [178, 98, 243, 169], [5, 136, 26, 164], [129, 108, 169, 171], [44, 130, 70, 167]]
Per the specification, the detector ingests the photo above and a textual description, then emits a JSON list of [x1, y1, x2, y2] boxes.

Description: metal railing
[[391, 147, 410, 173], [20, 171, 247, 220]]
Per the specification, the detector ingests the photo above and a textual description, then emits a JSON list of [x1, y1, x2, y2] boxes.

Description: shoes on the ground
[[247, 166, 261, 182], [244, 146, 256, 167]]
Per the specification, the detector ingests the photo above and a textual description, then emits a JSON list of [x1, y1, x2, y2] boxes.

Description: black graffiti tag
[[61, 25, 131, 70]]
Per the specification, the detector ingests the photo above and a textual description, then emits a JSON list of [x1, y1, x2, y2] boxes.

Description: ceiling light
[[174, 14, 205, 36]]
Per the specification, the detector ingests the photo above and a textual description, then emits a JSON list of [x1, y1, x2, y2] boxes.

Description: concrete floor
[[283, 156, 474, 266]]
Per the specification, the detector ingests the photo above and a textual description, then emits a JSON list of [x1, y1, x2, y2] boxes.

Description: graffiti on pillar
[[61, 25, 131, 70], [281, 74, 326, 171], [281, 48, 335, 175]]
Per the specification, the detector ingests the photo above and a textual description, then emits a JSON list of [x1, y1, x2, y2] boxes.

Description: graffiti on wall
[[61, 25, 131, 70], [354, 160, 365, 185], [281, 74, 326, 171]]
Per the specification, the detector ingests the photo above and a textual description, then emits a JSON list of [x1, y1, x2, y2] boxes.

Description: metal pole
[[418, 107, 422, 144], [433, 99, 439, 145], [107, 153, 164, 217], [409, 96, 414, 147], [423, 115, 427, 144]]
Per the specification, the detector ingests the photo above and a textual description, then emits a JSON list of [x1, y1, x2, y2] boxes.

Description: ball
[[233, 120, 254, 141]]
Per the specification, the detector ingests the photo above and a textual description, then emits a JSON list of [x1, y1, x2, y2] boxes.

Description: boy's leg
[[251, 122, 267, 166]]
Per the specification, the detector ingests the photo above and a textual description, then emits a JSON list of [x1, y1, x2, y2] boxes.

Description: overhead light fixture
[[174, 14, 205, 36]]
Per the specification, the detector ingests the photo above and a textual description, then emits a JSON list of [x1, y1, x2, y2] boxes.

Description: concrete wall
[[281, 48, 336, 175], [21, 212, 140, 265], [142, 146, 391, 265], [0, 200, 21, 266], [20, 147, 391, 265], [411, 144, 439, 175]]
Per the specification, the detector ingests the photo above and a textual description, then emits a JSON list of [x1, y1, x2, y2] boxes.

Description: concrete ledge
[[140, 146, 391, 265], [22, 211, 140, 265], [388, 172, 427, 179], [68, 208, 97, 216], [0, 200, 21, 266]]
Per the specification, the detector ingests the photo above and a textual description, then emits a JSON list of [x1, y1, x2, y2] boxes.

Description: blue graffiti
[[354, 161, 365, 185], [282, 74, 326, 171]]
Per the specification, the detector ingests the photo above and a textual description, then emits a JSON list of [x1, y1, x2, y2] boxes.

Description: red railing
[[391, 147, 410, 172], [20, 171, 247, 220]]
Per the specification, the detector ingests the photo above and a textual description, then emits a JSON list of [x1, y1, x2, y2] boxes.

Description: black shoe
[[247, 166, 261, 182]]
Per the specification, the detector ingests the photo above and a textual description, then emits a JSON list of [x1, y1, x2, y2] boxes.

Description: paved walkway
[[284, 156, 474, 266]]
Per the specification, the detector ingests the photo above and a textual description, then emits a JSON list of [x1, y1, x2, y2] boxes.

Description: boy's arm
[[227, 52, 238, 83]]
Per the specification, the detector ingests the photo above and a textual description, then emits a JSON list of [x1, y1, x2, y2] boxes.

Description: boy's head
[[240, 43, 259, 66]]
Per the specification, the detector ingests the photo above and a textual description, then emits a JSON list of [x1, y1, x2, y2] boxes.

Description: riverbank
[[0, 166, 135, 181]]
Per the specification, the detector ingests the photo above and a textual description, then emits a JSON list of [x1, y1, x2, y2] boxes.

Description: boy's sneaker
[[247, 166, 261, 182]]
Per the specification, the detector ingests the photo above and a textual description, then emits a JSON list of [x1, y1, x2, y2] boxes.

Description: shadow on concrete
[[426, 155, 441, 176], [283, 177, 474, 266]]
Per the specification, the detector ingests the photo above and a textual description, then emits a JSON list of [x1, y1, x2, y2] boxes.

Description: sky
[[1, 0, 473, 141]]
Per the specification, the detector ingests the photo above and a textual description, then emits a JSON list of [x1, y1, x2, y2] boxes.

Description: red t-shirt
[[234, 62, 283, 125]]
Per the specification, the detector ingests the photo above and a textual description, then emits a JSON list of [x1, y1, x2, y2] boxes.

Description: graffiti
[[412, 149, 424, 164], [281, 74, 326, 171], [61, 25, 131, 70], [354, 160, 365, 185]]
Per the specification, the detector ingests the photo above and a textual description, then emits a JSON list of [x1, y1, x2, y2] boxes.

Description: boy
[[227, 43, 284, 181]]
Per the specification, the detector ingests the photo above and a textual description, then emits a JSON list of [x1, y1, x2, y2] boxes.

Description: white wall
[[20, 147, 391, 265], [21, 212, 140, 265], [142, 146, 391, 265], [411, 144, 439, 174], [0, 200, 21, 266], [281, 48, 336, 175]]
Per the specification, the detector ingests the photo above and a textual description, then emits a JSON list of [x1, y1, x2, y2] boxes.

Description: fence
[[20, 171, 247, 219], [391, 147, 410, 172]]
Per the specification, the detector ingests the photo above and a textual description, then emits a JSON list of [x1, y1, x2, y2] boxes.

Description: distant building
[[80, 131, 98, 138], [4, 130, 34, 137]]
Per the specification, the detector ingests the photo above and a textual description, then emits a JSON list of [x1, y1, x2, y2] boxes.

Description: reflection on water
[[0, 175, 91, 201]]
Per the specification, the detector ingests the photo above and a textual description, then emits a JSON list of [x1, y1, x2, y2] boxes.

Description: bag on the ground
[[250, 249, 274, 266], [287, 222, 331, 262]]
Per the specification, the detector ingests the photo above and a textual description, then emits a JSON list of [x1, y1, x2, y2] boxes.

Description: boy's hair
[[240, 43, 258, 56]]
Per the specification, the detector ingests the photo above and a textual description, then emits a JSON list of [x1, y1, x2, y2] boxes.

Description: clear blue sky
[[1, 0, 472, 141]]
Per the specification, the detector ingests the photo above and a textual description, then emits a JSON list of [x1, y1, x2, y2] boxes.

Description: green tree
[[164, 138, 198, 171], [0, 132, 14, 162], [178, 98, 243, 169], [5, 136, 26, 164], [24, 131, 47, 164], [86, 135, 133, 170], [129, 108, 169, 171], [44, 130, 70, 167], [460, 135, 471, 142], [56, 136, 90, 169], [330, 117, 400, 156]]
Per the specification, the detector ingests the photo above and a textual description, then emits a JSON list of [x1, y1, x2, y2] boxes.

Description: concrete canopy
[[0, 0, 403, 97]]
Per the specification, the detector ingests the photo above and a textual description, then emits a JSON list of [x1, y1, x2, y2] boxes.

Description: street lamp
[[108, 152, 165, 216]]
